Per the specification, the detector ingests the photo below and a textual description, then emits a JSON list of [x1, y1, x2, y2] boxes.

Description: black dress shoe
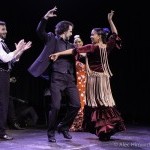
[[48, 137, 56, 143], [57, 124, 72, 139], [58, 130, 72, 139], [0, 134, 13, 140]]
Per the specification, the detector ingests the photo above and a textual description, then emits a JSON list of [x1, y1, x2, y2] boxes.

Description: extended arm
[[106, 10, 122, 51], [49, 49, 73, 61], [49, 44, 95, 61]]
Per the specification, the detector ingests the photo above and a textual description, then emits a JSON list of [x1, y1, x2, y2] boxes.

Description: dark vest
[[51, 38, 75, 74]]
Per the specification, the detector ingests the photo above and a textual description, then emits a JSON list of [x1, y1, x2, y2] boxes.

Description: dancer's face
[[90, 29, 101, 44], [0, 25, 7, 39], [64, 25, 73, 40], [74, 38, 83, 48]]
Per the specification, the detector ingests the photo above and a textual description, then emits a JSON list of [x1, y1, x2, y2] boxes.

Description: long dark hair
[[92, 28, 110, 44]]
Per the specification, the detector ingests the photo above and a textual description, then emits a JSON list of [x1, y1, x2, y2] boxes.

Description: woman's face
[[74, 38, 83, 48], [90, 30, 101, 44]]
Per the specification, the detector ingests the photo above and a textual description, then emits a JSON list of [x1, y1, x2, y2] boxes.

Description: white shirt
[[0, 38, 16, 63]]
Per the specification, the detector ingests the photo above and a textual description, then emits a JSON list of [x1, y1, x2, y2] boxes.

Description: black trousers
[[47, 72, 80, 137], [0, 71, 10, 136], [7, 97, 17, 124]]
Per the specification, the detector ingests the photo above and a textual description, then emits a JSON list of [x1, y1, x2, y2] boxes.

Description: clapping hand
[[15, 39, 32, 52], [22, 41, 32, 51]]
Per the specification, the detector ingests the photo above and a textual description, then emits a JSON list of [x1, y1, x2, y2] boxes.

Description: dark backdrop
[[0, 0, 149, 125]]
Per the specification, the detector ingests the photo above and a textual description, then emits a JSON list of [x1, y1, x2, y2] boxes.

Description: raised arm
[[107, 10, 122, 51], [36, 6, 57, 41], [108, 10, 118, 34]]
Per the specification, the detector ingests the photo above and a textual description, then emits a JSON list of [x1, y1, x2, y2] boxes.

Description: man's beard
[[0, 34, 6, 39], [65, 36, 70, 41]]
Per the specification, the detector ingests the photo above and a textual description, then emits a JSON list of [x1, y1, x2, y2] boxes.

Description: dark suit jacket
[[28, 18, 56, 78]]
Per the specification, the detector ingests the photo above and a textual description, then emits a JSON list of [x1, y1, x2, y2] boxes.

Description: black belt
[[53, 70, 72, 74]]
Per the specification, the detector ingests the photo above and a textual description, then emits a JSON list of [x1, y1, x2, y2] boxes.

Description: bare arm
[[108, 10, 118, 34]]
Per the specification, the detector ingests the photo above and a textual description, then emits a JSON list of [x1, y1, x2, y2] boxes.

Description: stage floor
[[0, 125, 150, 150]]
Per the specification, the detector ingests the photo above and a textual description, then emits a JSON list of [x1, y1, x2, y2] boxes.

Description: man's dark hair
[[0, 21, 6, 26], [55, 21, 73, 35]]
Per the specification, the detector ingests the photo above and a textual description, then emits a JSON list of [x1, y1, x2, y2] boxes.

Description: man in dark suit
[[0, 21, 32, 140], [28, 6, 80, 143]]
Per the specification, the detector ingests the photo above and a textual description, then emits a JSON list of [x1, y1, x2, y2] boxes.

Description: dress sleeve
[[73, 44, 95, 56], [107, 33, 122, 53]]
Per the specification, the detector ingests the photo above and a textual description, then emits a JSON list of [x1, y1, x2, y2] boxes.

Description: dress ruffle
[[83, 105, 126, 137]]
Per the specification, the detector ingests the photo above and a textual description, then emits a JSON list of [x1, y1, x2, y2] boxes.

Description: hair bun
[[74, 35, 80, 39], [103, 28, 110, 35]]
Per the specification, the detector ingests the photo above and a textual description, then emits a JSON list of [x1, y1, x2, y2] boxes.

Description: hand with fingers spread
[[15, 39, 32, 52], [15, 39, 25, 51], [21, 41, 32, 52], [44, 6, 57, 20], [14, 39, 32, 60], [49, 53, 59, 61], [49, 48, 74, 61]]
